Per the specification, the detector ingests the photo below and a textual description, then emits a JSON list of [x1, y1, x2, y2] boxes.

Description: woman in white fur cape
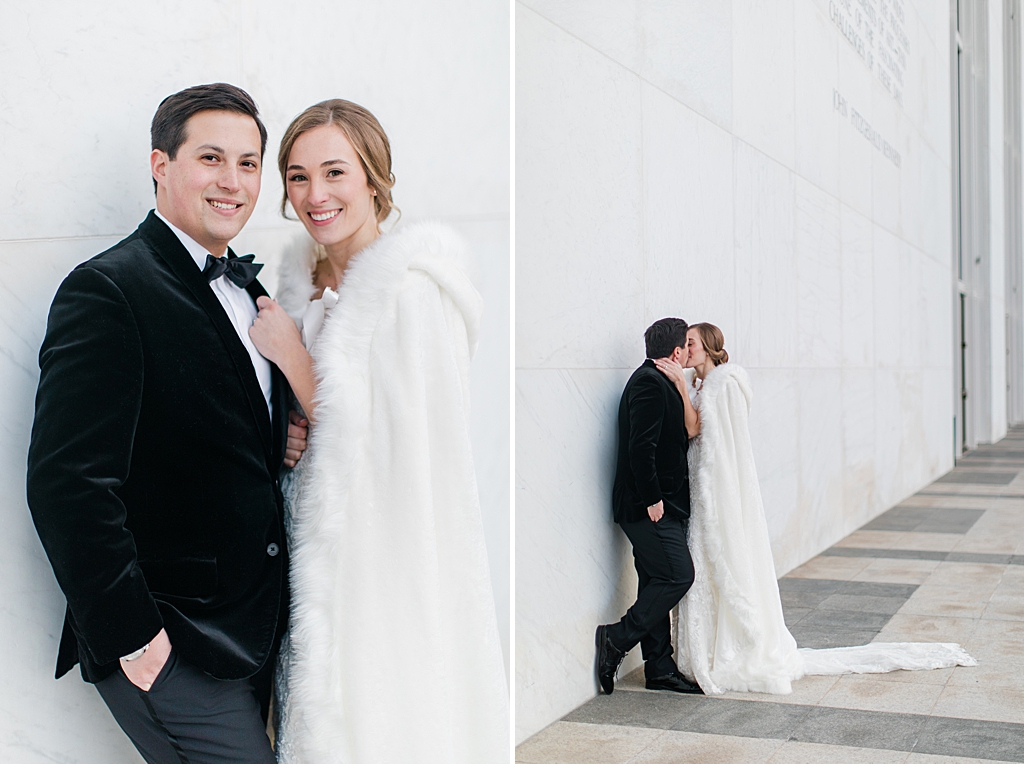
[[248, 100, 508, 762], [655, 323, 975, 696]]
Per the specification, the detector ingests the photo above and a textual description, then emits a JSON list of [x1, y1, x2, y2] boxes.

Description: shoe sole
[[595, 626, 614, 695]]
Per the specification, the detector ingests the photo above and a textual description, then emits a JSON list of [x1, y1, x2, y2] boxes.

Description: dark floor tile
[[562, 690, 700, 729], [1011, 555, 1024, 566], [788, 628, 880, 648], [862, 507, 934, 531], [915, 715, 1024, 763], [797, 609, 892, 631], [935, 471, 1019, 485], [915, 508, 986, 533], [836, 581, 919, 599], [945, 551, 1013, 564], [822, 547, 948, 560], [780, 589, 833, 609], [778, 578, 846, 594], [670, 697, 811, 740], [782, 607, 812, 628], [791, 706, 925, 751], [816, 593, 909, 615], [917, 491, 1024, 499]]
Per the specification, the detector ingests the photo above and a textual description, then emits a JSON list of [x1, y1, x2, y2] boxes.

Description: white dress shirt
[[155, 210, 273, 415]]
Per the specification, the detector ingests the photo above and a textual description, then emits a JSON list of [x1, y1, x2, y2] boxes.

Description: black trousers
[[607, 515, 695, 678], [95, 650, 275, 764]]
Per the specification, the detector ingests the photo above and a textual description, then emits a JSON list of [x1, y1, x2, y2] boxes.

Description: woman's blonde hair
[[691, 322, 729, 365], [277, 99, 397, 224]]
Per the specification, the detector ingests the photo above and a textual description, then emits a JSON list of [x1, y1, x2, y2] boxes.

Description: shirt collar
[[154, 209, 222, 271]]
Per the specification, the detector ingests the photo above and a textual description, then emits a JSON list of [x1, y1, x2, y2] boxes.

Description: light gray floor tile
[[790, 706, 925, 751], [669, 697, 811, 739], [563, 691, 701, 730]]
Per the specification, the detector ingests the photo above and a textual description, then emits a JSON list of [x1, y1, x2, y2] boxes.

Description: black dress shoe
[[645, 671, 704, 694], [595, 625, 625, 695]]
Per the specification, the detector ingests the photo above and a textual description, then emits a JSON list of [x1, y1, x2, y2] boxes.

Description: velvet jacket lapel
[[140, 212, 273, 463]]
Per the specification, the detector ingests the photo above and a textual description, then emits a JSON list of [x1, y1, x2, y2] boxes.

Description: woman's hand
[[654, 357, 686, 386], [249, 297, 303, 369], [250, 297, 319, 425]]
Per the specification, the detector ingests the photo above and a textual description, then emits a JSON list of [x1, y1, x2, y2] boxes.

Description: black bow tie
[[202, 253, 264, 289]]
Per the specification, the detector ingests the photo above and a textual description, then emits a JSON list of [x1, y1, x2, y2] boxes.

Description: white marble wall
[[515, 0, 996, 743], [0, 2, 508, 761]]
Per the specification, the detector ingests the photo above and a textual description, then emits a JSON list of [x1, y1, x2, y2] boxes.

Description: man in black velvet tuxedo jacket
[[26, 84, 306, 763], [596, 317, 702, 696]]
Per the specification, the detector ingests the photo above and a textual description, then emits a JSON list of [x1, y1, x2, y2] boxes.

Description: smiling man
[[26, 84, 303, 763]]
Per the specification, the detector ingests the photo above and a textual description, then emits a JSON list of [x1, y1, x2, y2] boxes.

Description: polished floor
[[516, 427, 1024, 763]]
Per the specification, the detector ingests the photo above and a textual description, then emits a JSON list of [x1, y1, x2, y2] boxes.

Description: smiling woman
[[248, 99, 509, 762]]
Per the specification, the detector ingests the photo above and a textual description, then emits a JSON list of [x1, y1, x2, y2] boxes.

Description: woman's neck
[[694, 359, 716, 380], [321, 221, 380, 289]]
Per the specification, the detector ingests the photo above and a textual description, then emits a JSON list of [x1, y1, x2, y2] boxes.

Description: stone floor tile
[[817, 593, 910, 615], [907, 754, 1020, 764], [969, 618, 1024, 643], [931, 684, 1024, 724], [982, 594, 1024, 621], [786, 556, 874, 581], [834, 531, 909, 549], [817, 674, 943, 714], [797, 608, 893, 630], [863, 508, 936, 532], [936, 471, 1018, 485], [899, 533, 965, 552], [946, 654, 1024, 689], [953, 535, 1020, 555], [790, 706, 924, 750], [769, 741, 911, 763], [837, 581, 921, 598], [780, 589, 833, 610], [874, 614, 980, 644], [563, 690, 702, 729], [623, 730, 785, 764], [897, 584, 993, 619], [924, 562, 1007, 588], [915, 715, 1024, 762], [788, 627, 883, 649], [514, 722, 665, 764], [852, 558, 941, 584], [783, 607, 812, 628], [669, 697, 811, 739], [718, 675, 842, 706]]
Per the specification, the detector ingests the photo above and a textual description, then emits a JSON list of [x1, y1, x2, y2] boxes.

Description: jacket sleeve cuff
[[639, 486, 663, 508], [71, 567, 164, 666]]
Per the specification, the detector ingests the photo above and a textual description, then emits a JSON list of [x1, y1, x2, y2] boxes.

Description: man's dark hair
[[150, 83, 268, 190], [645, 317, 689, 359]]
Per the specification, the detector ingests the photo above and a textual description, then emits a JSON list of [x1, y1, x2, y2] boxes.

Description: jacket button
[[267, 543, 280, 557]]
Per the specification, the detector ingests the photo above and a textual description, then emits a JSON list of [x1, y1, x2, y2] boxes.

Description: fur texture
[[274, 222, 508, 763], [674, 363, 804, 695]]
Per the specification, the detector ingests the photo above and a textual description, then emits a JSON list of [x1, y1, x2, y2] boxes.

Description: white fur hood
[[273, 220, 481, 356]]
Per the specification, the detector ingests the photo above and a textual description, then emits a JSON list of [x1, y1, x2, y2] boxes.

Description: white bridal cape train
[[273, 223, 509, 762], [673, 363, 976, 696]]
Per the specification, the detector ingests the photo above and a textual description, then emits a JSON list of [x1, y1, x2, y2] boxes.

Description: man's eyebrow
[[196, 144, 224, 153], [240, 151, 260, 160]]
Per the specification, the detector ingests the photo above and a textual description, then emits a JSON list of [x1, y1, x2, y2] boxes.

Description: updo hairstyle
[[692, 322, 729, 365], [277, 98, 397, 224]]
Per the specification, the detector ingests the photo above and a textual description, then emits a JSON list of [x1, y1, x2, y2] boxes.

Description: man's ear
[[150, 149, 170, 190]]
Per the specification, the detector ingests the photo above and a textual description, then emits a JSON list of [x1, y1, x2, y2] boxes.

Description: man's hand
[[284, 410, 309, 468], [648, 500, 664, 523], [120, 627, 172, 692]]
